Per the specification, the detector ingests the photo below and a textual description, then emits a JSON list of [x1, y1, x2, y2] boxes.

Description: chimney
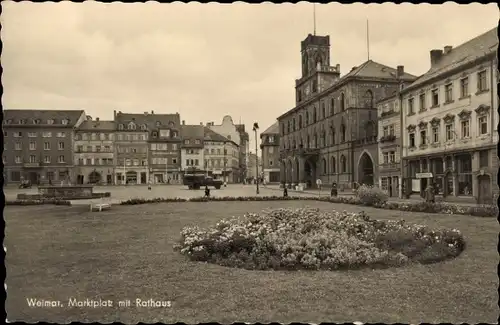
[[200, 122, 203, 125], [86, 115, 92, 121], [396, 65, 404, 79], [96, 117, 100, 122], [113, 110, 116, 119], [182, 120, 185, 125], [351, 66, 357, 71], [430, 49, 443, 66], [443, 45, 453, 55], [335, 64, 340, 72], [151, 110, 154, 114]]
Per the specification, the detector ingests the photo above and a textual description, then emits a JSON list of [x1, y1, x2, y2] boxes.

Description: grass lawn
[[5, 201, 498, 323]]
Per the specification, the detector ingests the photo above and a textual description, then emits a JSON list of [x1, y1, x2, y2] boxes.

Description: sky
[[2, 1, 498, 152]]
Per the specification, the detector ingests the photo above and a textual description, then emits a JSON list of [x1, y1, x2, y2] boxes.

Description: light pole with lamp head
[[253, 122, 260, 194], [223, 140, 227, 186]]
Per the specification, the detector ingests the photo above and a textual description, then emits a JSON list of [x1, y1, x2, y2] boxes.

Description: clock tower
[[301, 34, 331, 77]]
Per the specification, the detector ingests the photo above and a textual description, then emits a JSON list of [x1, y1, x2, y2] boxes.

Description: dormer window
[[156, 121, 161, 127], [195, 139, 201, 145], [128, 122, 136, 130], [184, 139, 190, 144], [172, 131, 178, 137], [47, 119, 54, 125], [33, 119, 41, 124], [62, 119, 69, 125], [168, 121, 175, 127], [19, 119, 26, 125], [118, 124, 124, 130], [140, 124, 147, 130], [152, 132, 158, 137]]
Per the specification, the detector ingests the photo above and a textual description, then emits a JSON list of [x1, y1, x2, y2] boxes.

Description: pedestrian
[[204, 185, 210, 197], [331, 182, 338, 197], [283, 186, 288, 197], [425, 184, 435, 203]]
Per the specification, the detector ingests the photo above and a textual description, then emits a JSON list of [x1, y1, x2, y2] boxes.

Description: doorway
[[478, 174, 492, 204]]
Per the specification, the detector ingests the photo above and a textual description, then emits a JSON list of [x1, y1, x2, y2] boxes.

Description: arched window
[[292, 139, 296, 149], [364, 90, 374, 108], [321, 103, 326, 119], [321, 130, 326, 147], [306, 135, 310, 148], [365, 121, 375, 138], [287, 121, 291, 133], [331, 127, 336, 144], [299, 137, 303, 148], [298, 115, 303, 128], [341, 124, 346, 142], [293, 118, 296, 131], [314, 134, 318, 148], [305, 112, 309, 125], [331, 156, 336, 173], [330, 98, 335, 115], [341, 155, 347, 173], [322, 158, 327, 174], [313, 109, 317, 123], [118, 124, 124, 130], [340, 93, 346, 111]]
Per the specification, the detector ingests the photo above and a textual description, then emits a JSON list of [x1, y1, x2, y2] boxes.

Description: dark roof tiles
[[3, 109, 85, 127]]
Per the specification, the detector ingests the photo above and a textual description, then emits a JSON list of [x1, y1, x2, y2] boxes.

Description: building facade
[[203, 127, 239, 183], [3, 109, 86, 184], [147, 113, 182, 184], [74, 117, 115, 185], [260, 121, 281, 183], [401, 27, 498, 203], [180, 123, 205, 173], [114, 111, 149, 185], [278, 33, 417, 189], [247, 152, 262, 181], [206, 116, 249, 183]]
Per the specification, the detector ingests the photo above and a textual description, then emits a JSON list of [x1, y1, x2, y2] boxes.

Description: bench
[[90, 198, 112, 212]]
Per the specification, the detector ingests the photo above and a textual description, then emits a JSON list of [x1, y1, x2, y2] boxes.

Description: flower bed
[[119, 195, 497, 217], [174, 207, 466, 271], [6, 199, 72, 206]]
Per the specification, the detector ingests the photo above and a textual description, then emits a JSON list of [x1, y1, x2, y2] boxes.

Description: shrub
[[6, 199, 71, 206], [120, 197, 187, 205], [355, 185, 389, 206], [175, 207, 466, 271]]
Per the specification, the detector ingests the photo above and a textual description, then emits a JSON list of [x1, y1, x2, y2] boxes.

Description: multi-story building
[[247, 152, 262, 181], [74, 116, 115, 185], [147, 113, 182, 184], [206, 116, 249, 183], [278, 33, 417, 189], [113, 111, 149, 185], [401, 27, 498, 203], [203, 127, 239, 183], [180, 123, 205, 173], [3, 109, 86, 184], [260, 121, 281, 183]]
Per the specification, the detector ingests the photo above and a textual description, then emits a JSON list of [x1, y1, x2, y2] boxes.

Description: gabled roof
[[3, 109, 85, 127], [407, 27, 498, 90], [115, 111, 181, 130], [181, 124, 205, 148], [203, 127, 238, 146], [341, 60, 417, 81], [77, 120, 115, 131], [261, 121, 279, 135]]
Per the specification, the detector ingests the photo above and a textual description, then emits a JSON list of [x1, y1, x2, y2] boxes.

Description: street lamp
[[253, 122, 259, 194]]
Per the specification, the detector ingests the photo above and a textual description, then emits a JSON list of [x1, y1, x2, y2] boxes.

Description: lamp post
[[253, 123, 260, 194]]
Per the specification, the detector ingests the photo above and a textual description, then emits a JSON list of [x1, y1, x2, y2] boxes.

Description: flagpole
[[313, 3, 316, 36], [367, 19, 370, 60]]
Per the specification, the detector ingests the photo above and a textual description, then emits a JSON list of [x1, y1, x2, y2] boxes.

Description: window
[[383, 152, 389, 164], [389, 125, 394, 136], [479, 116, 488, 135], [305, 112, 309, 125], [292, 118, 296, 131], [383, 126, 388, 136], [62, 119, 68, 125], [57, 132, 66, 138], [184, 140, 190, 145], [341, 124, 346, 142], [15, 156, 22, 164], [44, 142, 50, 150], [172, 144, 178, 150], [445, 83, 453, 102], [322, 158, 327, 174], [408, 98, 414, 114], [160, 130, 170, 137], [185, 159, 190, 166], [312, 79, 318, 93], [13, 132, 22, 137], [431, 89, 439, 106], [340, 93, 345, 111], [460, 77, 469, 97], [96, 145, 101, 152], [58, 142, 64, 150], [461, 120, 470, 138], [268, 136, 275, 143], [29, 141, 36, 150], [29, 155, 36, 163], [477, 70, 487, 92], [331, 157, 336, 173], [409, 133, 415, 147], [479, 150, 489, 167], [420, 130, 427, 146], [389, 151, 396, 163], [128, 122, 136, 130], [86, 158, 92, 165], [42, 132, 52, 137], [321, 103, 326, 119], [331, 128, 336, 145], [340, 155, 347, 173], [44, 156, 51, 163], [432, 126, 439, 143], [86, 145, 92, 152], [330, 98, 335, 115], [445, 124, 454, 141], [313, 109, 317, 123], [419, 93, 426, 111], [47, 119, 54, 125], [15, 142, 21, 150], [269, 160, 273, 166], [28, 132, 37, 137]]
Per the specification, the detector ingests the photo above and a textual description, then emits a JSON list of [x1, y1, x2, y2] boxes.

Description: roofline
[[402, 50, 497, 94]]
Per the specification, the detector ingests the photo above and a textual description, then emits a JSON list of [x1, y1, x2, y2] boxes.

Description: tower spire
[[366, 19, 370, 60], [313, 3, 316, 36]]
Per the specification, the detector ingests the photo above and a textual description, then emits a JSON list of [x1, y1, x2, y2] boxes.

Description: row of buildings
[[261, 27, 498, 203], [2, 110, 251, 185]]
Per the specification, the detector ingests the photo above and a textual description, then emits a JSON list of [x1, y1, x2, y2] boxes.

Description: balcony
[[23, 162, 40, 168], [379, 135, 396, 143], [380, 162, 400, 171], [380, 110, 398, 118]]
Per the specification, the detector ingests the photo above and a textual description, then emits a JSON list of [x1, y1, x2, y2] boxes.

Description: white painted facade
[[181, 148, 204, 171]]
